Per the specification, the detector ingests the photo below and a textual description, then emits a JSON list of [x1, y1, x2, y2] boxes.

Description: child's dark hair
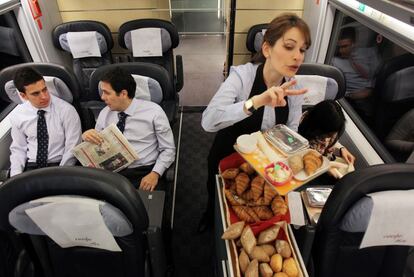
[[298, 100, 346, 148], [101, 67, 136, 99], [13, 67, 44, 93]]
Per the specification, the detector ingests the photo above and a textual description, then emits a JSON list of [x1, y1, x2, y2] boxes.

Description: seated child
[[298, 100, 355, 167]]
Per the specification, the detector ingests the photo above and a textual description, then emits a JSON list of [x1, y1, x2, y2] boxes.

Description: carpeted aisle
[[171, 107, 216, 277]]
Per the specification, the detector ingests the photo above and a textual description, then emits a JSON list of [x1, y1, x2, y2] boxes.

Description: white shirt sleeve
[[151, 108, 176, 176], [60, 105, 82, 166], [9, 116, 28, 176], [201, 69, 250, 132]]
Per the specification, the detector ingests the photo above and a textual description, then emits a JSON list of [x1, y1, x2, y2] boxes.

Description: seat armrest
[[146, 226, 167, 277], [175, 55, 183, 92], [160, 100, 177, 125]]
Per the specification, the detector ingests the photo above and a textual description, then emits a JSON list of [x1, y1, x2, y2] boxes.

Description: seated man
[[10, 67, 82, 176], [82, 67, 175, 191]]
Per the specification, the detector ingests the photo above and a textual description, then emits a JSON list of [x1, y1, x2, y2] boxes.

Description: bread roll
[[273, 272, 289, 277], [241, 226, 257, 254], [288, 155, 303, 175], [239, 249, 250, 274], [250, 246, 270, 262], [221, 221, 245, 240], [260, 263, 274, 277], [258, 225, 280, 244], [261, 244, 276, 256], [270, 254, 283, 273], [245, 259, 259, 277], [275, 240, 292, 258], [282, 258, 298, 277]]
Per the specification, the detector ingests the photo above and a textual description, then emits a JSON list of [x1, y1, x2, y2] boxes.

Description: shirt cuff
[[152, 163, 166, 177], [10, 168, 22, 177]]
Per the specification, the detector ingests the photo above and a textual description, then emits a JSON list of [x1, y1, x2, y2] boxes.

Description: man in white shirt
[[82, 67, 175, 191], [9, 67, 82, 176]]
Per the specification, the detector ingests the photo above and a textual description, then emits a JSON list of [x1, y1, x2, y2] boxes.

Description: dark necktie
[[117, 112, 128, 133], [36, 110, 48, 168]]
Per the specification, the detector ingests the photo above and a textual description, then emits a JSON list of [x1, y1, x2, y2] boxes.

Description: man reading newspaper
[[82, 67, 175, 191]]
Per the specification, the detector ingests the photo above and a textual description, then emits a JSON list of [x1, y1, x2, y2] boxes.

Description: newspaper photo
[[72, 124, 139, 172]]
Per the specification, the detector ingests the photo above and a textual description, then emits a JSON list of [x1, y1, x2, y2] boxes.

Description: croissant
[[235, 172, 250, 196], [250, 176, 265, 201], [227, 179, 236, 194], [240, 162, 255, 175], [252, 206, 274, 220], [246, 197, 268, 207], [221, 168, 240, 179], [303, 151, 323, 176], [271, 196, 288, 216], [232, 206, 259, 223], [263, 183, 278, 205], [242, 190, 255, 201], [224, 189, 246, 206]]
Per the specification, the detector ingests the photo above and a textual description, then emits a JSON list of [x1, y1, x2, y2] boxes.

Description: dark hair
[[298, 100, 345, 148], [252, 13, 311, 64], [339, 27, 356, 42], [100, 67, 136, 99], [13, 67, 44, 93]]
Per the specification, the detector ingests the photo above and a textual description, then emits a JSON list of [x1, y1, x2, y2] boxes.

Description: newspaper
[[72, 124, 138, 172]]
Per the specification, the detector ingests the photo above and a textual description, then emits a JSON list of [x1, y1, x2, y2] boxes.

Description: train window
[[326, 13, 414, 162]]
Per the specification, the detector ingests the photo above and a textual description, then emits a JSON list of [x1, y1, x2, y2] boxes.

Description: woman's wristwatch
[[244, 97, 256, 113]]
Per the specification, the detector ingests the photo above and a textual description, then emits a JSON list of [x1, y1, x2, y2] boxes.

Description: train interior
[[0, 0, 413, 276]]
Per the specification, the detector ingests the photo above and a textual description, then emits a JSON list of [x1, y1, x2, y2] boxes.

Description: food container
[[264, 161, 293, 186], [236, 134, 258, 154], [305, 187, 332, 207], [264, 124, 309, 155]]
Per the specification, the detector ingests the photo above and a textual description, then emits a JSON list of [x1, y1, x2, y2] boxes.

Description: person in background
[[199, 13, 310, 232], [82, 67, 175, 191], [10, 67, 81, 176], [298, 100, 355, 167]]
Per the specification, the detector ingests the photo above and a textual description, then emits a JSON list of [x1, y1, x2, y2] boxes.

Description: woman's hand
[[340, 147, 356, 165], [254, 79, 307, 108]]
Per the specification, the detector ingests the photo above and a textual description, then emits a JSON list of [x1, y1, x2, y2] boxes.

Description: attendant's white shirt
[[95, 98, 175, 176], [201, 63, 304, 132], [9, 95, 82, 176]]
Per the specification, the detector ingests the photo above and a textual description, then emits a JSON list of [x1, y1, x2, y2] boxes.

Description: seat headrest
[[98, 74, 163, 104], [9, 196, 133, 237], [382, 66, 414, 102], [123, 28, 172, 54], [58, 32, 108, 57], [0, 26, 19, 56], [118, 18, 179, 50], [246, 23, 268, 54], [52, 20, 113, 52], [5, 76, 74, 104], [339, 196, 373, 232], [295, 75, 339, 106]]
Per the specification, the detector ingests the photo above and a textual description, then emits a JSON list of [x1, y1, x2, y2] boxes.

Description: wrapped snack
[[241, 226, 257, 254], [240, 162, 255, 175], [222, 168, 240, 179], [245, 259, 259, 277], [259, 263, 273, 277], [275, 240, 292, 258], [282, 257, 298, 277], [235, 172, 250, 196], [239, 249, 250, 274], [221, 221, 245, 240], [250, 246, 270, 262], [250, 176, 265, 201], [270, 253, 283, 273], [257, 224, 280, 244], [252, 206, 274, 221], [288, 154, 303, 175]]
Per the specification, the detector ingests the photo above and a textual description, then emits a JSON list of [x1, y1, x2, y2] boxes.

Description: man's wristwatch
[[245, 98, 256, 113]]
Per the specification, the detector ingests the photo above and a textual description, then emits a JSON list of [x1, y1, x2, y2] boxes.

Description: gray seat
[[385, 108, 414, 162], [312, 163, 414, 277], [52, 20, 114, 101], [0, 167, 167, 277], [246, 23, 268, 55], [118, 18, 183, 94]]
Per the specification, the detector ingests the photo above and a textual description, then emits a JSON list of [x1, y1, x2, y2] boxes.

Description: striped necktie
[[117, 112, 128, 133], [36, 110, 48, 168]]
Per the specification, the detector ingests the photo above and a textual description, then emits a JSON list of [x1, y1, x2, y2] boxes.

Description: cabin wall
[[56, 0, 170, 55], [232, 0, 304, 66]]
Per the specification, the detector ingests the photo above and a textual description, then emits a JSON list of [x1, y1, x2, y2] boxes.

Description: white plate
[[291, 150, 330, 182]]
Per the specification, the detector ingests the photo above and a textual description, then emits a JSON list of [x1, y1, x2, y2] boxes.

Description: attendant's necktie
[[117, 112, 128, 133], [36, 110, 48, 168]]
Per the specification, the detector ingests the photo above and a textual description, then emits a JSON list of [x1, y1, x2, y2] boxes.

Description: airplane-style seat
[[311, 163, 414, 277], [246, 23, 268, 56], [384, 108, 414, 162], [0, 62, 82, 119], [52, 20, 114, 101], [373, 53, 414, 140], [0, 167, 167, 277], [118, 18, 183, 94]]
